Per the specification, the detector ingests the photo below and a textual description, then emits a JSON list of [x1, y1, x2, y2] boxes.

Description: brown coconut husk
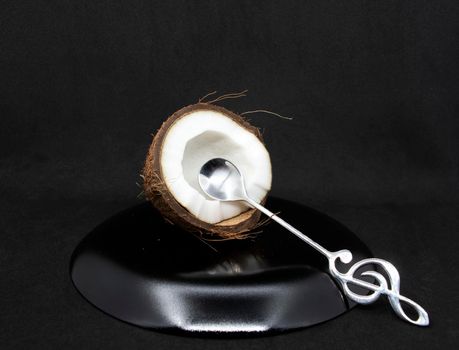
[[142, 102, 269, 240]]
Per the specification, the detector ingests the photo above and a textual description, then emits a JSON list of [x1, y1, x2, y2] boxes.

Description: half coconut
[[142, 103, 272, 239]]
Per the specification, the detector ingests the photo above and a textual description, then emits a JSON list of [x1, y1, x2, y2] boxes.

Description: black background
[[1, 0, 458, 349]]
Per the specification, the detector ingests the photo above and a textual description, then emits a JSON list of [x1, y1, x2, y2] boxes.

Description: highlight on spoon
[[198, 158, 247, 202]]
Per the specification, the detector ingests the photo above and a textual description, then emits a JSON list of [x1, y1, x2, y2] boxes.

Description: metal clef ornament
[[198, 158, 430, 326], [328, 250, 429, 326]]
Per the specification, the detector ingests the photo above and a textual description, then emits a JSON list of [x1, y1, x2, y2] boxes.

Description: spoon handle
[[245, 198, 332, 258], [244, 197, 429, 326]]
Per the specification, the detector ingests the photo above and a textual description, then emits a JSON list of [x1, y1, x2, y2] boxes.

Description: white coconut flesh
[[160, 109, 272, 224]]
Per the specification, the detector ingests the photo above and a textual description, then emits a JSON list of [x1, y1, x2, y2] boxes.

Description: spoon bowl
[[198, 158, 248, 202]]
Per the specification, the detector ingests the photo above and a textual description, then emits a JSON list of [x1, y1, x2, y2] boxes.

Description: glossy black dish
[[70, 197, 372, 335]]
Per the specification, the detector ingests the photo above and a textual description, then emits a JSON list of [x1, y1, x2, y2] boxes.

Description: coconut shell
[[142, 103, 268, 239]]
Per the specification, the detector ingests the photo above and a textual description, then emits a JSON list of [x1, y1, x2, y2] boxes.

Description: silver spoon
[[198, 158, 429, 326]]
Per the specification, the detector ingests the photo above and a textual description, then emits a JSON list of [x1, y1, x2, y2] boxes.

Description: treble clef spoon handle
[[245, 198, 430, 326], [327, 250, 429, 326]]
